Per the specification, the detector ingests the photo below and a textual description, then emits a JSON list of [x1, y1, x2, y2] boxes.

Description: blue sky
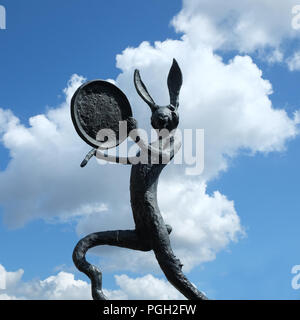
[[1, 0, 300, 300]]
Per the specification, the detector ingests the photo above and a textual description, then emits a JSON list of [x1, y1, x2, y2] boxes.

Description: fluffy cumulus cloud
[[0, 264, 91, 300], [0, 0, 300, 290], [158, 181, 242, 269], [172, 0, 300, 57], [113, 274, 184, 300], [287, 51, 300, 71], [0, 264, 183, 300]]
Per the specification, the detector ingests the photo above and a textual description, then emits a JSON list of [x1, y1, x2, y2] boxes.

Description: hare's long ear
[[134, 69, 157, 112], [167, 59, 183, 109]]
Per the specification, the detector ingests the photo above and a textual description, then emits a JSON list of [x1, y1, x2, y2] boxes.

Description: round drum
[[71, 80, 132, 149]]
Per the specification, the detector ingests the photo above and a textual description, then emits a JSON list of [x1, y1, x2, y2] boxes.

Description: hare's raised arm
[[80, 59, 183, 167], [80, 117, 139, 167]]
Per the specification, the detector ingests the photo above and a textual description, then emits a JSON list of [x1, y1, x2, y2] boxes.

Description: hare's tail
[[154, 243, 208, 300], [72, 230, 150, 300]]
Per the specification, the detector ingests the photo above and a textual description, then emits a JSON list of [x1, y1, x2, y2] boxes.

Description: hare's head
[[134, 59, 183, 132]]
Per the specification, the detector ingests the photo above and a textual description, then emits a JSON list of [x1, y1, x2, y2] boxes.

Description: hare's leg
[[72, 229, 150, 300], [152, 226, 208, 300]]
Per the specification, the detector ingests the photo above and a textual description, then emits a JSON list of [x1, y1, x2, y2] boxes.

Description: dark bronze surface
[[71, 80, 132, 149]]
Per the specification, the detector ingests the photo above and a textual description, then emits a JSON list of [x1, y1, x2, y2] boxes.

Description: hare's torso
[[130, 161, 165, 238]]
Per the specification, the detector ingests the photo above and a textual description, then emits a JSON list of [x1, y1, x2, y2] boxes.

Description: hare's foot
[[72, 229, 150, 300], [152, 227, 207, 300], [154, 247, 208, 300]]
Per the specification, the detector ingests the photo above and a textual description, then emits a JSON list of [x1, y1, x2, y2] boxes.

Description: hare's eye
[[169, 105, 176, 111]]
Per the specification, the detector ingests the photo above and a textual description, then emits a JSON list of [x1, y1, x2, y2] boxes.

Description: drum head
[[71, 80, 132, 149]]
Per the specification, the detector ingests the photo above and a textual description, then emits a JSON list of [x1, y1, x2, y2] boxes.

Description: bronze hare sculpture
[[72, 59, 207, 300]]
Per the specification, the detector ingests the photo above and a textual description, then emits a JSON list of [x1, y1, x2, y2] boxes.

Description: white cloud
[[0, 264, 183, 300], [172, 0, 300, 54], [171, 0, 300, 70], [113, 274, 184, 300], [39, 272, 91, 300], [158, 180, 243, 270], [0, 264, 23, 290], [266, 48, 284, 64], [0, 264, 91, 300], [287, 51, 300, 71]]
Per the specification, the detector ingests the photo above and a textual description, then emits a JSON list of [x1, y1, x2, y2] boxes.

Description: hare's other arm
[[95, 149, 139, 165], [80, 148, 137, 167], [131, 130, 181, 161]]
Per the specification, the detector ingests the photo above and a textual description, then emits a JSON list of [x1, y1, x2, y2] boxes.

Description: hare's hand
[[81, 147, 136, 166], [128, 117, 144, 145], [81, 117, 142, 167], [80, 148, 97, 167], [127, 117, 138, 132]]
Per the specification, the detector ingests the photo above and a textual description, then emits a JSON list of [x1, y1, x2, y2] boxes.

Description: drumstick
[[80, 148, 96, 167]]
